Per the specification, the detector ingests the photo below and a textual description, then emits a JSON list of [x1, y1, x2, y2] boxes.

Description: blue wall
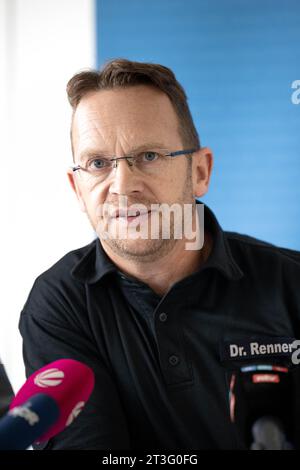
[[95, 0, 300, 249]]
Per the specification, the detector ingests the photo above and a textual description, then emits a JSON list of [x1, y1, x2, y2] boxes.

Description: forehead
[[72, 85, 181, 156]]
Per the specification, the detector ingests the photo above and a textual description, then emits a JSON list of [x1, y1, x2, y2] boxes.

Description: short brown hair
[[67, 58, 200, 156]]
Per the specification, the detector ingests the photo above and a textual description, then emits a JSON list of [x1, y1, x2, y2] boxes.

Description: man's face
[[68, 85, 211, 262]]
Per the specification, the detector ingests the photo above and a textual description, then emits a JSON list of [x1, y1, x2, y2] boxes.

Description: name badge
[[220, 337, 300, 369]]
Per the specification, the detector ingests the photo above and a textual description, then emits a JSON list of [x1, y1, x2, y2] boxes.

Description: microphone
[[0, 359, 95, 450], [229, 364, 294, 449], [250, 416, 293, 450], [0, 394, 59, 450]]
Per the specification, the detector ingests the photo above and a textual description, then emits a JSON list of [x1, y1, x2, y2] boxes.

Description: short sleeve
[[18, 277, 130, 450]]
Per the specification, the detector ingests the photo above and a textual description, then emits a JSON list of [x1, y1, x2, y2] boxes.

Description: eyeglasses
[[71, 148, 198, 184]]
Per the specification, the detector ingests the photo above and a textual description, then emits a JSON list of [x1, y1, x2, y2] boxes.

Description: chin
[[106, 238, 175, 260]]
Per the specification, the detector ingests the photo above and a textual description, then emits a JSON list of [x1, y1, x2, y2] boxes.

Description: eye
[[87, 158, 108, 170], [142, 151, 159, 162]]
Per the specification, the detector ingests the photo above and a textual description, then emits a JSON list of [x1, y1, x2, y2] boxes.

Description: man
[[19, 59, 300, 450]]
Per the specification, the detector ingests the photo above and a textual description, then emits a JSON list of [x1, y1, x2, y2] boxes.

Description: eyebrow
[[78, 142, 169, 162]]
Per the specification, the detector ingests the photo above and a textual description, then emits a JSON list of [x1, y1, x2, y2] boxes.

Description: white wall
[[0, 0, 95, 392]]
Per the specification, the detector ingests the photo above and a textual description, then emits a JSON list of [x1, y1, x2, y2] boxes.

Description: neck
[[101, 229, 213, 297]]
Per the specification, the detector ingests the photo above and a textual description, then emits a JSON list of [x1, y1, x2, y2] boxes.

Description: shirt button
[[169, 355, 180, 366], [159, 312, 168, 322]]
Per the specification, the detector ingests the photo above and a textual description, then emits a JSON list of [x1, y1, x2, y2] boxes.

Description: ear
[[67, 168, 87, 213], [192, 147, 213, 198]]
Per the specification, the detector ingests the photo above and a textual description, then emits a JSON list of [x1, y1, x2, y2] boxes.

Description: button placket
[[154, 305, 193, 386]]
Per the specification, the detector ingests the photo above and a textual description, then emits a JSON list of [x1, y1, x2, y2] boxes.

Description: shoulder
[[34, 239, 97, 286], [21, 239, 97, 322], [225, 231, 300, 274]]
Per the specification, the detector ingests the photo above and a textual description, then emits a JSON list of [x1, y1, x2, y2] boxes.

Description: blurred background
[[0, 0, 299, 391]]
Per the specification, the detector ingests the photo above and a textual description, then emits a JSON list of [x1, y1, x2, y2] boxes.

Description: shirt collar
[[71, 200, 244, 284], [200, 201, 244, 281]]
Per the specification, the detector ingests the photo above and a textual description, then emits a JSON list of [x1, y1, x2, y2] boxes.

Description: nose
[[108, 157, 144, 196]]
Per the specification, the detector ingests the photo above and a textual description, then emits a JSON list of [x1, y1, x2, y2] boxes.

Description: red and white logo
[[66, 401, 85, 427], [252, 374, 280, 384], [34, 368, 65, 388]]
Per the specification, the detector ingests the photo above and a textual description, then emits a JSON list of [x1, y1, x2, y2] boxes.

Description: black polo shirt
[[0, 361, 14, 418], [19, 201, 300, 450]]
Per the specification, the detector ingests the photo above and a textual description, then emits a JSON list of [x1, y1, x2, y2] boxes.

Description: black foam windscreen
[[229, 364, 294, 448]]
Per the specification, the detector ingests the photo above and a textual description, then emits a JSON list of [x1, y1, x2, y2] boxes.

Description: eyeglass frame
[[71, 148, 199, 177]]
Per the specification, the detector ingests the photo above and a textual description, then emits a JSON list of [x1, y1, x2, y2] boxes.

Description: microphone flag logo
[[66, 401, 85, 427], [34, 368, 65, 388]]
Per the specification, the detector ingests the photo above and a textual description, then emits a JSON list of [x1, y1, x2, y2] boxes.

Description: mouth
[[116, 210, 152, 223]]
